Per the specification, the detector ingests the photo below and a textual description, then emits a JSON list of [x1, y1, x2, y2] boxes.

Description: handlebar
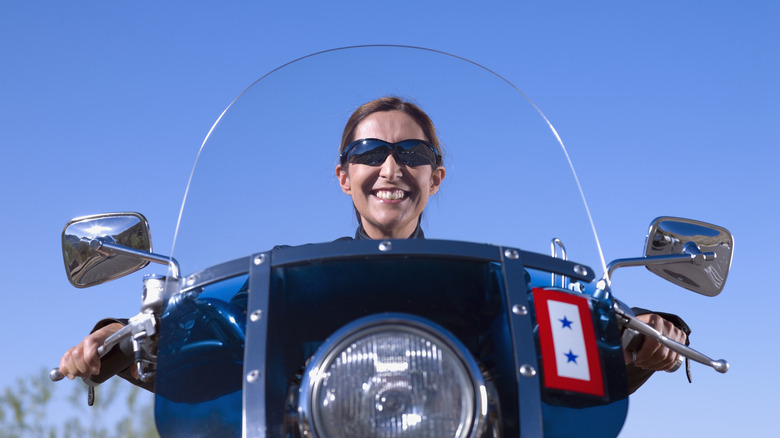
[[614, 302, 729, 373], [50, 334, 135, 385]]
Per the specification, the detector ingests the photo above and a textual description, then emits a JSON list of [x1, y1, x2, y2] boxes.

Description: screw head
[[512, 305, 528, 316], [250, 310, 263, 322], [254, 254, 266, 265], [379, 241, 392, 251], [504, 249, 519, 259], [519, 365, 537, 378], [247, 369, 261, 383]]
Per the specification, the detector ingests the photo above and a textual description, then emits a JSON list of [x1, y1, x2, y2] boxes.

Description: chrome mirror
[[644, 217, 734, 296], [62, 212, 152, 288]]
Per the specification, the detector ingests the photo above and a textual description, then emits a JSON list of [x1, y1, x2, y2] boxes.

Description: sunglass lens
[[346, 140, 439, 167], [397, 141, 438, 167], [349, 143, 392, 166]]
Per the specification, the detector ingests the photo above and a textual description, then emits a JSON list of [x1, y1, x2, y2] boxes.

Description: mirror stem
[[91, 239, 181, 279], [605, 252, 716, 282]]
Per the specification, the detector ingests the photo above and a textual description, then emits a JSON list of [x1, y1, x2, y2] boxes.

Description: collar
[[354, 224, 425, 240]]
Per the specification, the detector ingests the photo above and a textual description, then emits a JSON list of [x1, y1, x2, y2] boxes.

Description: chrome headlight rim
[[298, 313, 488, 438]]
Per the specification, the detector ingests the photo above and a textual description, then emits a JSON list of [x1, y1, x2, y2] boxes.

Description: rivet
[[186, 276, 195, 286], [247, 369, 261, 383], [504, 249, 519, 259], [573, 265, 588, 276], [379, 241, 392, 252], [519, 365, 537, 378], [250, 310, 263, 322], [254, 254, 266, 265], [512, 305, 528, 316]]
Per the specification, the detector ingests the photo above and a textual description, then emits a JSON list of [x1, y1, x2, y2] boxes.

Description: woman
[[59, 97, 688, 388], [336, 97, 445, 240]]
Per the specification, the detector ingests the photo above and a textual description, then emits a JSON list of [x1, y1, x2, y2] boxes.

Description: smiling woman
[[335, 97, 446, 239]]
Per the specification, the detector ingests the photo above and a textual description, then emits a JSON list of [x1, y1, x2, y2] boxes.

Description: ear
[[428, 166, 445, 195], [336, 164, 352, 195]]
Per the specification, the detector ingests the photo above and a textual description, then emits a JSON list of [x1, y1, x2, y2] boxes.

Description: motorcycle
[[51, 46, 733, 437]]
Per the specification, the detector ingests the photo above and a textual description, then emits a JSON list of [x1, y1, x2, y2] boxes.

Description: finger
[[59, 349, 76, 380], [81, 324, 123, 375], [655, 331, 685, 371], [655, 348, 678, 370], [654, 321, 685, 370], [668, 354, 684, 372], [82, 336, 102, 375], [634, 336, 663, 368], [69, 345, 93, 378], [669, 326, 688, 344], [635, 315, 685, 370], [634, 315, 667, 369]]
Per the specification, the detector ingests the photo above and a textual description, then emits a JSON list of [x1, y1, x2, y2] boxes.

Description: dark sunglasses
[[340, 138, 442, 168]]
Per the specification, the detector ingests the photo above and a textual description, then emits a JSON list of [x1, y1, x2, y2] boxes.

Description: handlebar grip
[[622, 327, 645, 352], [84, 335, 134, 386]]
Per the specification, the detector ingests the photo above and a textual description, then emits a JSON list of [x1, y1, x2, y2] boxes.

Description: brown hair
[[340, 97, 443, 169]]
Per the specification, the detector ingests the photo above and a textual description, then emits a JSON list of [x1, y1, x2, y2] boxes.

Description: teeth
[[375, 189, 405, 200]]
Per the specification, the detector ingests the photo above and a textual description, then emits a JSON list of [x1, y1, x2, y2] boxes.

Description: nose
[[378, 153, 403, 180]]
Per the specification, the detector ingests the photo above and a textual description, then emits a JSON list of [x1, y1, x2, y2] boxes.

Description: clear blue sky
[[1, 2, 778, 437]]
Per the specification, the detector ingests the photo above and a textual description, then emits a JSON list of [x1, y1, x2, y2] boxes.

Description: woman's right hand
[[58, 322, 125, 380]]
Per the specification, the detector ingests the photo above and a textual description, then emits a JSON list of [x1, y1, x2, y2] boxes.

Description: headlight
[[298, 313, 488, 438]]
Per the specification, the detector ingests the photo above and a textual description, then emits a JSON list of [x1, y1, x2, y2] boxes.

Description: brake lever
[[614, 302, 729, 373], [621, 327, 684, 373], [49, 318, 139, 383]]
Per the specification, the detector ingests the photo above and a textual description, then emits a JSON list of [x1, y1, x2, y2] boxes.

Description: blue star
[[564, 349, 578, 364], [559, 316, 573, 329]]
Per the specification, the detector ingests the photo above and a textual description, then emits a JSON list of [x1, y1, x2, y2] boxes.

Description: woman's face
[[336, 110, 445, 239]]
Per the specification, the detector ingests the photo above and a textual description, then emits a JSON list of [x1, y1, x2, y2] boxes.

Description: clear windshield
[[168, 46, 605, 278]]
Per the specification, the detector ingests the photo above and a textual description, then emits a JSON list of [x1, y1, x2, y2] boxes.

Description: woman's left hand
[[624, 313, 688, 371]]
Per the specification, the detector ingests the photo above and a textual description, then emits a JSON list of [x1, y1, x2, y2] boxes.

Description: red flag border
[[533, 287, 605, 397]]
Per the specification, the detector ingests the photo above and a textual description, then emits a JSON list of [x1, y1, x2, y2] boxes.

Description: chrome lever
[[614, 302, 729, 373]]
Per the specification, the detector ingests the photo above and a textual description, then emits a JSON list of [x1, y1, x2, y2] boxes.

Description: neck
[[361, 219, 420, 240]]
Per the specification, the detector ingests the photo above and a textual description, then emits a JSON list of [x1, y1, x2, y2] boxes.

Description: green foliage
[[0, 369, 158, 438]]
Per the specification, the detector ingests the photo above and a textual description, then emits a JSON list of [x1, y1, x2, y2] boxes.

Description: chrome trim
[[550, 238, 568, 288], [179, 256, 252, 293], [298, 313, 493, 438], [500, 249, 544, 437], [243, 250, 272, 438]]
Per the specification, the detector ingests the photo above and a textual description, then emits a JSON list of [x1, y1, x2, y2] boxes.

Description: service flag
[[533, 287, 604, 396]]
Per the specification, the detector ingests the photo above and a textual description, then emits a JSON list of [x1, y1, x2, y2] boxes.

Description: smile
[[374, 189, 406, 200]]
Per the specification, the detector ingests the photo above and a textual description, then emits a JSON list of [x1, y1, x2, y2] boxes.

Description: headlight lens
[[299, 314, 484, 438]]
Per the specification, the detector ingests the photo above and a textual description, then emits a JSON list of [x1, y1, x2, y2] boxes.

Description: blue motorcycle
[[52, 46, 732, 438]]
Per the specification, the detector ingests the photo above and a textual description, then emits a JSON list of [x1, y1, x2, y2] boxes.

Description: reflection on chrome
[[61, 212, 152, 288], [645, 216, 733, 297]]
